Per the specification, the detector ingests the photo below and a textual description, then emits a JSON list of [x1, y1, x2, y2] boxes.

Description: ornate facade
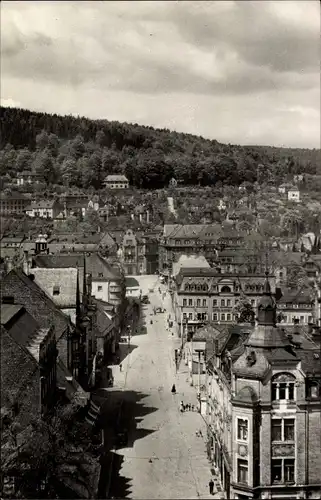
[[205, 275, 321, 499]]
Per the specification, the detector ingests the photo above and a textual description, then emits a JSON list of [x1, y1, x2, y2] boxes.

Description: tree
[[15, 148, 33, 172], [1, 403, 98, 499], [34, 149, 57, 184], [234, 298, 255, 323], [36, 130, 50, 151], [61, 158, 78, 187], [286, 263, 309, 289]]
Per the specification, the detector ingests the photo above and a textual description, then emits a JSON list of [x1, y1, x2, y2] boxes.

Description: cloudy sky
[[1, 1, 320, 148]]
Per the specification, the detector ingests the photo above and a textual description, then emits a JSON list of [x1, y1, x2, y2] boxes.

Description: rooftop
[[32, 267, 79, 308], [33, 252, 121, 280], [104, 174, 128, 182], [1, 269, 70, 340], [26, 200, 57, 210]]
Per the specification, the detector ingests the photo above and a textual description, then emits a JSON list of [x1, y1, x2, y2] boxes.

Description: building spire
[[263, 270, 271, 295], [257, 272, 276, 326]]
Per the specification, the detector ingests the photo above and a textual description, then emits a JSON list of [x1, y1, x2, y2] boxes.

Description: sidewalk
[[160, 287, 224, 499], [173, 361, 224, 499]]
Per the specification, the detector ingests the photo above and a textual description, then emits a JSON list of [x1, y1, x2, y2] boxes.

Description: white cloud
[[0, 0, 320, 148]]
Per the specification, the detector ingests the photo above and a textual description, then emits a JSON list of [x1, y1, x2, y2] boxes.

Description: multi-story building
[[25, 199, 62, 219], [277, 288, 316, 326], [159, 224, 245, 275], [103, 174, 129, 189], [0, 192, 31, 215], [1, 300, 58, 418], [204, 276, 321, 499], [119, 229, 159, 275], [120, 229, 139, 275], [173, 267, 276, 336], [32, 252, 125, 307]]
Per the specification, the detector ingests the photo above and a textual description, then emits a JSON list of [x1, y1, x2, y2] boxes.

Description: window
[[272, 373, 296, 401], [53, 285, 60, 296], [188, 313, 193, 320], [307, 381, 319, 399], [221, 313, 225, 321], [202, 299, 207, 307], [213, 313, 218, 321], [213, 299, 218, 307], [221, 299, 225, 307], [189, 299, 193, 306], [183, 299, 187, 307], [227, 299, 231, 307], [237, 419, 248, 441], [197, 299, 201, 307], [300, 316, 304, 323], [271, 459, 295, 484], [183, 313, 187, 320], [272, 419, 295, 441], [237, 459, 248, 484], [227, 313, 231, 321], [97, 285, 103, 292], [98, 272, 103, 278]]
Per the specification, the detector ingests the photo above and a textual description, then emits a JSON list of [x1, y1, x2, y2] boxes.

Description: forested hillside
[[0, 106, 320, 190]]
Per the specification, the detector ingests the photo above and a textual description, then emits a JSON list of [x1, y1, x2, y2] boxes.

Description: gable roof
[[104, 174, 128, 182], [32, 268, 78, 308], [1, 269, 70, 340], [33, 252, 120, 281], [26, 200, 58, 210], [278, 287, 314, 305]]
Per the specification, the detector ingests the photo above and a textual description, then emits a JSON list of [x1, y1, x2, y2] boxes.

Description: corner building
[[206, 275, 321, 500]]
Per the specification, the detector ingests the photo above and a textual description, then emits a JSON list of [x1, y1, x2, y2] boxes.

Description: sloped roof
[[278, 287, 314, 305], [0, 304, 24, 325], [1, 269, 70, 340], [104, 174, 128, 182], [26, 200, 57, 210], [246, 324, 293, 349], [172, 255, 210, 277], [32, 268, 78, 308], [33, 252, 120, 280], [1, 325, 38, 408], [0, 305, 41, 350], [193, 324, 218, 342], [56, 358, 89, 406]]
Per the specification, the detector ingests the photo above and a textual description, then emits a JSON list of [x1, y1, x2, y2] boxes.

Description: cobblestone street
[[107, 275, 222, 499]]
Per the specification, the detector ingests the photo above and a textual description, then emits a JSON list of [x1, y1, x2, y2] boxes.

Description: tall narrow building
[[206, 273, 321, 499]]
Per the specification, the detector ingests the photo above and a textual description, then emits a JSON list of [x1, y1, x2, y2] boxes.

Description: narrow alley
[[107, 276, 222, 499]]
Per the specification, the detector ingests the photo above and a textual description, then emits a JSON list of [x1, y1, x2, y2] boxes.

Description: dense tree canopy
[[0, 106, 320, 191]]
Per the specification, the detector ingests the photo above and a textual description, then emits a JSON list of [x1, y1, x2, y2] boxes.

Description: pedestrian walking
[[209, 478, 214, 495], [171, 384, 176, 394], [119, 363, 122, 372]]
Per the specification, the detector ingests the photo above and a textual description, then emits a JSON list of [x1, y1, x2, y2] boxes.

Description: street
[[106, 275, 222, 499]]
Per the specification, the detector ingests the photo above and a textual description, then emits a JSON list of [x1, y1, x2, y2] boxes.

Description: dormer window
[[98, 272, 103, 278], [53, 285, 60, 296]]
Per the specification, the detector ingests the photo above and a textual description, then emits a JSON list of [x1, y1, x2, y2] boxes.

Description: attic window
[[98, 272, 103, 278], [53, 285, 60, 296]]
